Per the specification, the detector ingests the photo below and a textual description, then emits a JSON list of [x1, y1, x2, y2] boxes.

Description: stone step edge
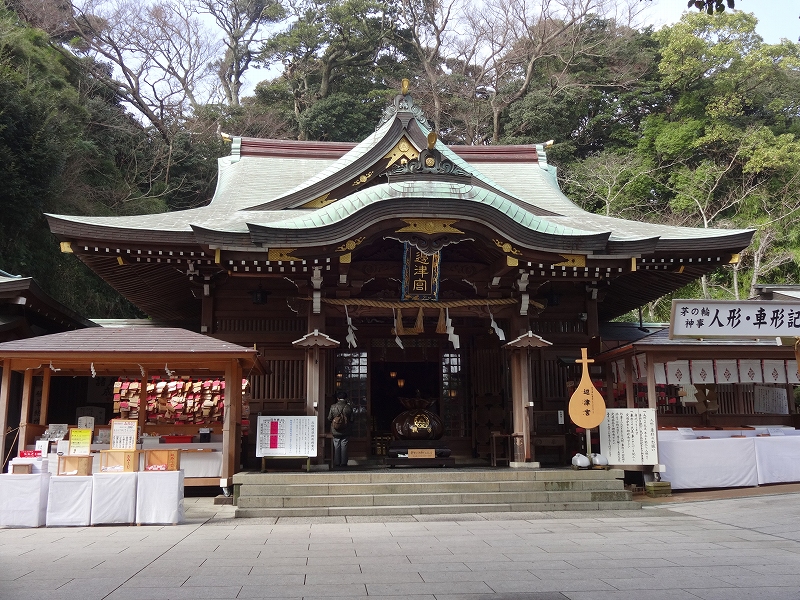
[[237, 482, 627, 496], [235, 501, 642, 518], [233, 470, 624, 485], [236, 491, 633, 508]]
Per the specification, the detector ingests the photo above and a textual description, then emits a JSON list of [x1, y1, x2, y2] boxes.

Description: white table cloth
[[658, 429, 800, 441], [180, 452, 223, 478], [46, 476, 93, 527], [659, 438, 759, 490], [753, 436, 800, 484], [91, 472, 137, 525], [136, 470, 184, 525], [0, 473, 50, 527], [137, 448, 222, 479]]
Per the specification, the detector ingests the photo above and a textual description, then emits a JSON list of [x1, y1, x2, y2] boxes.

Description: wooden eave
[[47, 216, 197, 245], [77, 254, 203, 325], [598, 258, 737, 321], [0, 278, 94, 331]]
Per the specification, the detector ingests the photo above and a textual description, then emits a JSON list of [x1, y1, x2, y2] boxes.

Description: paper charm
[[392, 308, 404, 349], [345, 304, 358, 348], [445, 308, 460, 349], [488, 307, 505, 341]]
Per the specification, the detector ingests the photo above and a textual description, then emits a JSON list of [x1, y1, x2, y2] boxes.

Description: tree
[[64, 0, 220, 141], [636, 12, 800, 297], [469, 0, 647, 144], [393, 0, 461, 134], [0, 6, 148, 316], [260, 0, 397, 140], [561, 150, 663, 218], [194, 0, 285, 107]]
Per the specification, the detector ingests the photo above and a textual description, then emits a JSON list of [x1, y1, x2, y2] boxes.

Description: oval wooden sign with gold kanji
[[568, 348, 606, 429]]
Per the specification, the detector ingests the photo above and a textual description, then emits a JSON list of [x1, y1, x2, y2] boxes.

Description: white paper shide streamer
[[392, 308, 404, 349], [445, 308, 460, 349], [488, 307, 505, 341], [344, 305, 358, 349]]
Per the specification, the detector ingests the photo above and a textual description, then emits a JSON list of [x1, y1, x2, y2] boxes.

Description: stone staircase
[[233, 468, 640, 518]]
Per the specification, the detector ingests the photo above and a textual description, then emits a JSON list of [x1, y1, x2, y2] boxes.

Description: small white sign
[[678, 427, 695, 436], [110, 419, 138, 450], [557, 410, 564, 425], [77, 416, 95, 431], [256, 416, 317, 458], [35, 440, 49, 456], [767, 428, 786, 436], [599, 408, 659, 465]]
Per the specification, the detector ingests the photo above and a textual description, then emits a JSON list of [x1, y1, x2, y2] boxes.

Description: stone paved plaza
[[3, 491, 800, 600]]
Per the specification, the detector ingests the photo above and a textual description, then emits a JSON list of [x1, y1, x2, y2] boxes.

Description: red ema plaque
[[19, 450, 41, 458]]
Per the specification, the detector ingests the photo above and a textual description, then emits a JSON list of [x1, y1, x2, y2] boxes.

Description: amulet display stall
[[0, 327, 261, 527]]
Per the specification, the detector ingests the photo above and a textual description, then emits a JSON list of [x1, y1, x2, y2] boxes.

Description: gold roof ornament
[[401, 78, 409, 95], [427, 132, 437, 150]]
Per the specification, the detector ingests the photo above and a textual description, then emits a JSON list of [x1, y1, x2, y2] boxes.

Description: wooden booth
[[0, 327, 261, 487], [44, 82, 755, 467], [594, 302, 800, 490]]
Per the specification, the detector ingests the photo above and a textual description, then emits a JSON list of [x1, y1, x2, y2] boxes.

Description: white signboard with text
[[671, 300, 800, 338], [256, 416, 317, 458], [754, 385, 789, 415], [599, 409, 658, 465], [110, 419, 138, 450]]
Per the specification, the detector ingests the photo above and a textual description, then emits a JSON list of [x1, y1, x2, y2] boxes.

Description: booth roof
[[595, 327, 789, 364], [0, 327, 256, 356]]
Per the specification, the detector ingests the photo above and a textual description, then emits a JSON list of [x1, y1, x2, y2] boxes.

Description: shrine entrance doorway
[[371, 361, 439, 435]]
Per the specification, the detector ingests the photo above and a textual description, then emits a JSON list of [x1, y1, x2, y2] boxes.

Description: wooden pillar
[[231, 361, 242, 476], [137, 368, 148, 435], [646, 354, 657, 409], [522, 349, 532, 461], [305, 347, 327, 461], [509, 349, 530, 462], [0, 361, 11, 464], [38, 369, 51, 426], [604, 363, 615, 407], [586, 295, 599, 338], [201, 281, 214, 334], [221, 359, 242, 486], [625, 355, 635, 408], [17, 369, 33, 454]]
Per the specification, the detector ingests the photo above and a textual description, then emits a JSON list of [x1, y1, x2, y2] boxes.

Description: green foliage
[[0, 7, 223, 317], [257, 0, 402, 140]]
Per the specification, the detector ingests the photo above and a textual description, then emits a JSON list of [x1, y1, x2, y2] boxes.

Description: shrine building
[[46, 85, 754, 467]]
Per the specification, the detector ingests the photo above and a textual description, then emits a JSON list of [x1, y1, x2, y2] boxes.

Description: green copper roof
[[247, 180, 594, 237]]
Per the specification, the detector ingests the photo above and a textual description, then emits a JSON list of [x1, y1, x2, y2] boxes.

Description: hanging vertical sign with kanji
[[568, 348, 607, 429], [401, 243, 440, 301]]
